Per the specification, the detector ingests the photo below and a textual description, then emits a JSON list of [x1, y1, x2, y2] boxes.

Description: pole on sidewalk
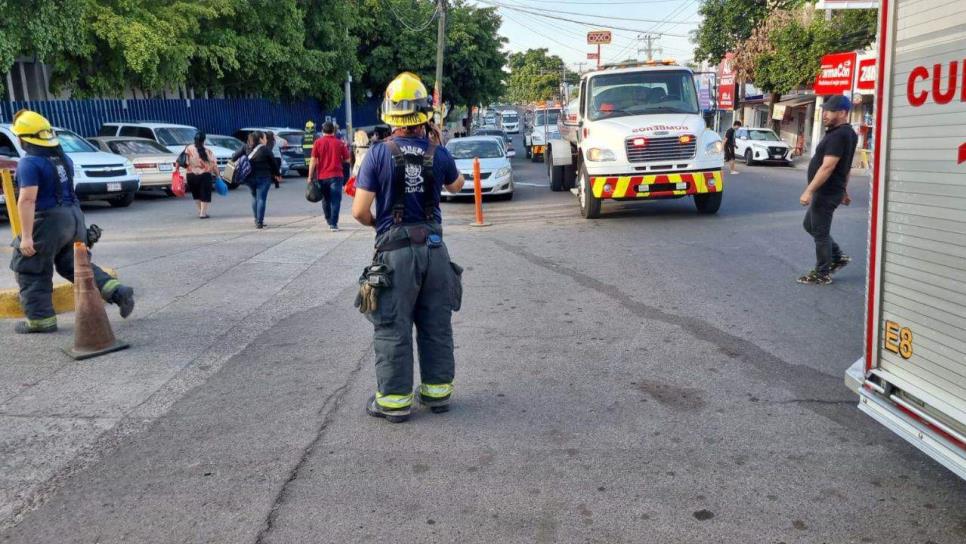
[[434, 0, 448, 125], [345, 71, 353, 144], [1, 169, 21, 238], [470, 157, 490, 228]]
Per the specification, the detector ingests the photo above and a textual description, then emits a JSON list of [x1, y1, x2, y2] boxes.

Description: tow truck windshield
[[588, 70, 699, 121], [534, 111, 560, 126]]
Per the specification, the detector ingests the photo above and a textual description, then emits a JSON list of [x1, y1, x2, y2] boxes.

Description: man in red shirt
[[308, 121, 351, 231]]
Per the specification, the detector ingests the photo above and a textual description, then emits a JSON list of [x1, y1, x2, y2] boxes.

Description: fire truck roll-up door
[[846, 0, 966, 479]]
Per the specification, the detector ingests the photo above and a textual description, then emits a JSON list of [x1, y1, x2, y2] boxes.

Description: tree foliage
[[0, 0, 507, 112], [738, 6, 878, 94], [504, 48, 569, 104]]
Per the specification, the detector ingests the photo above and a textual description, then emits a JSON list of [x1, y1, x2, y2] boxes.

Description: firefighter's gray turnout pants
[[9, 205, 118, 327], [361, 222, 463, 411]]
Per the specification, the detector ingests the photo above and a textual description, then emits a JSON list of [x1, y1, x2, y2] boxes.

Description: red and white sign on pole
[[587, 52, 599, 60], [587, 31, 612, 45], [856, 57, 876, 91], [814, 51, 857, 94], [717, 52, 736, 110]]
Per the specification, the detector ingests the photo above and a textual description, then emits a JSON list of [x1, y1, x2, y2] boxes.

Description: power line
[[501, 11, 587, 54], [382, 0, 441, 33], [474, 0, 689, 36], [488, 0, 694, 26]]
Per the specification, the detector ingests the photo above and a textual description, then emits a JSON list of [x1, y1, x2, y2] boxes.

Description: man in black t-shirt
[[797, 95, 858, 285]]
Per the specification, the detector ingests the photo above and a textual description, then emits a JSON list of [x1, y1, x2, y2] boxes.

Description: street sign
[[587, 52, 599, 60], [587, 31, 612, 45], [814, 52, 857, 94]]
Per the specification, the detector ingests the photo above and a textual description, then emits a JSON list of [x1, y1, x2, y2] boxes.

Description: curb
[[0, 268, 117, 319]]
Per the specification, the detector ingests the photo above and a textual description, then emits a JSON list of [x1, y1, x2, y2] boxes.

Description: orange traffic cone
[[65, 242, 129, 360]]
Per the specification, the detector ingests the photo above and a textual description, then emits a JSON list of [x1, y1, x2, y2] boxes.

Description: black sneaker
[[14, 320, 58, 334], [366, 395, 411, 423], [830, 255, 851, 274], [111, 285, 135, 319], [797, 270, 832, 285]]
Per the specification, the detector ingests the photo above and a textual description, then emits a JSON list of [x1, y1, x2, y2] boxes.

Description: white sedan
[[443, 136, 513, 200], [734, 127, 793, 166]]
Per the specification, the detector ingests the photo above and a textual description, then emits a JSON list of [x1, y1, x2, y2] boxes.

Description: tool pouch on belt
[[449, 261, 464, 312], [355, 262, 393, 316]]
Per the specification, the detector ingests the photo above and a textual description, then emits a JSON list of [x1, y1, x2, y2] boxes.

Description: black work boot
[[366, 395, 411, 423], [417, 393, 451, 414], [111, 286, 135, 319], [14, 319, 58, 334]]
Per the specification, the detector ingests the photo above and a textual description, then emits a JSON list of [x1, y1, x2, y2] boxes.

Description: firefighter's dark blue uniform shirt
[[356, 137, 460, 235], [15, 150, 77, 211]]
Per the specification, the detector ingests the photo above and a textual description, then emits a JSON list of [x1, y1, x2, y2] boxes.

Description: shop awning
[[778, 94, 816, 107]]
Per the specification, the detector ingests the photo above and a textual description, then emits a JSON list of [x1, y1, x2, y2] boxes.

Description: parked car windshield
[[588, 70, 699, 120], [208, 137, 244, 152], [748, 130, 781, 142], [155, 127, 197, 146], [56, 131, 97, 153], [108, 140, 170, 155], [278, 132, 302, 147], [534, 111, 560, 126], [447, 140, 504, 160]]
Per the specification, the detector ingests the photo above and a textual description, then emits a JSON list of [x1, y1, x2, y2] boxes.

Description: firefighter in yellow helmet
[[351, 72, 465, 423], [8, 110, 134, 333], [302, 120, 316, 157]]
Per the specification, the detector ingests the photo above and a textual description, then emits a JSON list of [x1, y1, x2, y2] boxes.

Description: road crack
[[253, 345, 369, 544]]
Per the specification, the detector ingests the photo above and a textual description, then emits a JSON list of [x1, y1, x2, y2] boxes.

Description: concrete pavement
[[0, 143, 964, 543]]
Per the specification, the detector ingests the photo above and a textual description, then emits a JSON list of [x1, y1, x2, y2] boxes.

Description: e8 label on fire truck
[[883, 320, 913, 360]]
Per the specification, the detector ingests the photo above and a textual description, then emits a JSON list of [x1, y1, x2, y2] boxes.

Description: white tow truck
[[844, 0, 965, 479], [524, 105, 561, 163], [545, 61, 724, 218]]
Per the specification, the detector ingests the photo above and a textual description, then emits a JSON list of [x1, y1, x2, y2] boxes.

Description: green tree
[[0, 0, 88, 96], [354, 0, 506, 123], [692, 0, 775, 64], [504, 48, 567, 104]]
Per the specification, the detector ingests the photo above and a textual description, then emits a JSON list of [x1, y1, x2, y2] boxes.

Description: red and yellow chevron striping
[[591, 171, 723, 199]]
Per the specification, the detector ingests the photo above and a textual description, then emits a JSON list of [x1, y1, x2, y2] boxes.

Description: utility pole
[[574, 62, 587, 74], [434, 0, 448, 125], [345, 71, 353, 143], [637, 33, 661, 61]]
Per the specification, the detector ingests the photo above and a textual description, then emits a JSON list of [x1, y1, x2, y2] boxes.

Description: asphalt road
[[0, 135, 964, 543]]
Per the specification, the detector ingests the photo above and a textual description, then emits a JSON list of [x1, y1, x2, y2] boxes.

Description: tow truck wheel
[[694, 192, 722, 214], [563, 164, 576, 190], [578, 165, 601, 219]]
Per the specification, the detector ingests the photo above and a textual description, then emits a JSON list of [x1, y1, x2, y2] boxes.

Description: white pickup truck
[[546, 62, 724, 218], [844, 0, 965, 479], [524, 107, 560, 163]]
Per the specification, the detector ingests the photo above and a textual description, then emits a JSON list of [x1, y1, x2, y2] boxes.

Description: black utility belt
[[375, 226, 443, 252]]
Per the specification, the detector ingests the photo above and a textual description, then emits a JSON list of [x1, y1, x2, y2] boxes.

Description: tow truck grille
[[625, 136, 696, 163]]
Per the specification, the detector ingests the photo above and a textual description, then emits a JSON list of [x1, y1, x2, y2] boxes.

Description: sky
[[466, 0, 704, 71]]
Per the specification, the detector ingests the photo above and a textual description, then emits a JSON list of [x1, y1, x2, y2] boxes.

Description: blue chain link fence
[[0, 97, 381, 137]]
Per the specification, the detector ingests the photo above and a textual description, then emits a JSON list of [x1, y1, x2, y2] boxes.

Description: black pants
[[9, 206, 118, 322], [803, 193, 843, 275], [186, 172, 213, 202]]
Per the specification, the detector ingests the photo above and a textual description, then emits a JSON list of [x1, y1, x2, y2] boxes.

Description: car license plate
[[158, 163, 173, 172], [107, 182, 122, 192]]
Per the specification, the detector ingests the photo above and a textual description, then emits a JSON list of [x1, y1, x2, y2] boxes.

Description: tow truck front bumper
[[590, 169, 723, 200]]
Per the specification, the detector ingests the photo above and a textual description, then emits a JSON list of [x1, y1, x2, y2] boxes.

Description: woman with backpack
[[232, 131, 281, 229], [179, 131, 219, 219]]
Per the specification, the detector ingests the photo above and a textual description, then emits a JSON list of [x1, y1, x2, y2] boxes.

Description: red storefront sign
[[857, 57, 876, 91], [587, 52, 599, 60], [717, 53, 736, 110], [815, 52, 857, 94]]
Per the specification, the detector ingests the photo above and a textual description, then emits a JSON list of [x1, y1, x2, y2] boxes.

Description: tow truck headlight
[[495, 167, 511, 179], [587, 148, 616, 162], [706, 140, 723, 155]]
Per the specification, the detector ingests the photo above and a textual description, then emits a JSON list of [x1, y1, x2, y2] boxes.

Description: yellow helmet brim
[[19, 134, 60, 148], [382, 111, 431, 128]]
